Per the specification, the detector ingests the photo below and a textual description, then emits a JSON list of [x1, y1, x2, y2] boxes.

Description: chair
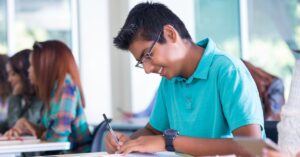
[[91, 118, 111, 152], [264, 121, 279, 143]]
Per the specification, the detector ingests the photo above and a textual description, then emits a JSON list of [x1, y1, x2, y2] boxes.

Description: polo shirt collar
[[171, 38, 216, 84]]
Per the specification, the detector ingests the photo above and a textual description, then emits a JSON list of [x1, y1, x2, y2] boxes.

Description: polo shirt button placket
[[186, 97, 192, 109]]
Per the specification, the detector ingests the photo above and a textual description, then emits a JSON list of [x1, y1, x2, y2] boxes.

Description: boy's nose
[[143, 62, 156, 74]]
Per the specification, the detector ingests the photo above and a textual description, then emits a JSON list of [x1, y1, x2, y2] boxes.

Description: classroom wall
[[78, 0, 112, 124]]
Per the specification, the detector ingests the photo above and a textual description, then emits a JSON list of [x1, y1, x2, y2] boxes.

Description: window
[[0, 0, 7, 53], [0, 0, 77, 59], [14, 0, 73, 52], [195, 0, 241, 57], [247, 0, 298, 97], [195, 0, 299, 98]]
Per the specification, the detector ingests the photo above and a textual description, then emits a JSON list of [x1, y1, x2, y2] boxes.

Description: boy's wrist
[[163, 129, 179, 151]]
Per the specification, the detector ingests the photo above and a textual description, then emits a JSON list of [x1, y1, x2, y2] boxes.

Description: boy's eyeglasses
[[135, 31, 162, 69]]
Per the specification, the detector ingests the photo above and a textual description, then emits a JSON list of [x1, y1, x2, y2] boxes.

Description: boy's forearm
[[130, 123, 161, 139], [174, 137, 251, 156], [130, 123, 260, 156], [175, 124, 262, 156]]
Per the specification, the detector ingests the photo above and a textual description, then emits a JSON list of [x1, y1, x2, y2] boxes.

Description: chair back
[[264, 121, 279, 143], [91, 119, 111, 152]]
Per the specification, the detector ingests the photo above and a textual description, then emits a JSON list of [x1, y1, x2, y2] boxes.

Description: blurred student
[[243, 60, 285, 121], [119, 92, 156, 119], [0, 50, 42, 133], [0, 54, 11, 124], [105, 2, 264, 156], [5, 40, 92, 153]]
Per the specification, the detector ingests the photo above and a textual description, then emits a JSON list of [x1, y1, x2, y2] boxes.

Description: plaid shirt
[[41, 74, 92, 152]]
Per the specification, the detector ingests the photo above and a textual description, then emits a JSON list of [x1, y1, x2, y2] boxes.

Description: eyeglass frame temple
[[135, 31, 162, 68]]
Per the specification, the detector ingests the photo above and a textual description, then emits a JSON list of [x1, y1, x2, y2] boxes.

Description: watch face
[[163, 129, 178, 152], [164, 129, 178, 136]]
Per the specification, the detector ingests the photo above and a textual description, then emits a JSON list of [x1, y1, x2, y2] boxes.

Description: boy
[[105, 2, 264, 156]]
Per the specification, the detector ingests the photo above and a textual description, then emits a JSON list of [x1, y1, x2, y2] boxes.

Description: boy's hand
[[104, 132, 130, 154], [4, 118, 37, 139], [117, 135, 165, 155]]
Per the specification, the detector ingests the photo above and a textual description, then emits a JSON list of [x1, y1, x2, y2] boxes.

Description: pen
[[103, 113, 120, 145]]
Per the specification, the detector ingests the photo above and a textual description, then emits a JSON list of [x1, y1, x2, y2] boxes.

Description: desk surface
[[0, 141, 70, 154], [40, 151, 187, 157], [40, 152, 237, 157]]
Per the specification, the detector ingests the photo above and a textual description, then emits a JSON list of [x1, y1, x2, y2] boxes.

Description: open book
[[0, 135, 40, 145]]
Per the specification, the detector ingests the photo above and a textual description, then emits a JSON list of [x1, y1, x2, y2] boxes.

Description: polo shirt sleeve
[[149, 79, 169, 132], [218, 59, 264, 133]]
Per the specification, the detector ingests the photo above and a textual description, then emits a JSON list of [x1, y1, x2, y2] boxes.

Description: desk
[[0, 141, 70, 157], [40, 152, 237, 157], [40, 151, 188, 157]]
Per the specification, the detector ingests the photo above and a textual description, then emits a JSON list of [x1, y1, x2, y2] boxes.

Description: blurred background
[[0, 0, 299, 125]]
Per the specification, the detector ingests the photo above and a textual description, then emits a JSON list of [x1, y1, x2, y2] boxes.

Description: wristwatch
[[163, 129, 179, 152]]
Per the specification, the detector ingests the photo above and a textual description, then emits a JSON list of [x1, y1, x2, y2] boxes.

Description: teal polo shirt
[[149, 38, 265, 138]]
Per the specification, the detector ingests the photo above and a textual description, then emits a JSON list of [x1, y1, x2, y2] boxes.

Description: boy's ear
[[163, 24, 177, 43]]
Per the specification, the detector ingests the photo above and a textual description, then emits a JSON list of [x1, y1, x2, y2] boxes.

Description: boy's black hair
[[113, 2, 192, 50]]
